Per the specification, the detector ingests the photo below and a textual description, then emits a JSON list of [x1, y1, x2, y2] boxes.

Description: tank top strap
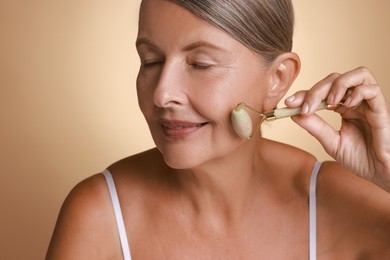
[[102, 170, 132, 260], [102, 163, 321, 260], [309, 161, 321, 260]]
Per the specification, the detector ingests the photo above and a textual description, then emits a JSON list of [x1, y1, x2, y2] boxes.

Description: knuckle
[[306, 87, 320, 96], [330, 78, 347, 94], [356, 66, 371, 74], [355, 66, 376, 83], [305, 89, 323, 103], [328, 72, 341, 78], [295, 90, 308, 96]]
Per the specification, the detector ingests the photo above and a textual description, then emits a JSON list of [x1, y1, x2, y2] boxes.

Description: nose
[[153, 62, 186, 108]]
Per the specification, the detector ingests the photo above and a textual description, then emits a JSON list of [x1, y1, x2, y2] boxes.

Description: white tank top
[[103, 161, 321, 260]]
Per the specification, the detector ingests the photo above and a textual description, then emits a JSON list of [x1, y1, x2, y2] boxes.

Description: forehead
[[137, 0, 241, 50]]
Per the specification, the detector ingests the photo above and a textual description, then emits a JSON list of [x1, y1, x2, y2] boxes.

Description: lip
[[158, 119, 208, 137]]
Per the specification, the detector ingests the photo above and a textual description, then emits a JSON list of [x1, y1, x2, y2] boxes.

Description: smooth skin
[[47, 0, 390, 259]]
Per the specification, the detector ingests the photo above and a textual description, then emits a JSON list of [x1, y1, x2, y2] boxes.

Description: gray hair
[[172, 0, 294, 64], [140, 0, 294, 64]]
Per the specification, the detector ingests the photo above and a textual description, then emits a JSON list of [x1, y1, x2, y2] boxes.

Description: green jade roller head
[[231, 101, 330, 139]]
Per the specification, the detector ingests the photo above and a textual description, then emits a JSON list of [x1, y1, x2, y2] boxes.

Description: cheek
[[193, 71, 262, 121], [190, 78, 234, 118], [203, 78, 257, 115]]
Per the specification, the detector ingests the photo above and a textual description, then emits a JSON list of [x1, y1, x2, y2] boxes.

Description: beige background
[[1, 1, 389, 259]]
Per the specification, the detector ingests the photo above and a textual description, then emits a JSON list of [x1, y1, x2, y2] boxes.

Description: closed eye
[[190, 63, 212, 70], [142, 61, 163, 68]]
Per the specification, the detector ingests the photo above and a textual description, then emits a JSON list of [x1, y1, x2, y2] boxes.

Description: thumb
[[291, 114, 340, 158]]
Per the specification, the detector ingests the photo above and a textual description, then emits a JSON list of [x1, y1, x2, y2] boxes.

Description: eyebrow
[[182, 41, 228, 53], [136, 37, 227, 53], [136, 37, 158, 49]]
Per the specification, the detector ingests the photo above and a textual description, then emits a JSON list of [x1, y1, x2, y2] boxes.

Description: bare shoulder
[[46, 173, 123, 259], [46, 148, 164, 259], [316, 161, 390, 257], [317, 161, 390, 210]]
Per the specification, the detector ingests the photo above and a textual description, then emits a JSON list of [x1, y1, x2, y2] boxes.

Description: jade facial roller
[[231, 101, 330, 139]]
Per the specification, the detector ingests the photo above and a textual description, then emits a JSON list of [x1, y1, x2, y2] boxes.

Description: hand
[[285, 67, 390, 191]]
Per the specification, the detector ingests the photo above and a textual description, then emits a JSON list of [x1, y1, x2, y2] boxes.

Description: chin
[[151, 126, 241, 170], [162, 156, 194, 170], [158, 144, 209, 170]]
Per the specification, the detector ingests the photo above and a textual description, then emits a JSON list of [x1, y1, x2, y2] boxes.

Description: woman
[[47, 0, 390, 259]]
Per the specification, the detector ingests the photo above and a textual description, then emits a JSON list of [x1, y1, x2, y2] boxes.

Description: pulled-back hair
[[172, 0, 294, 64], [140, 0, 294, 64]]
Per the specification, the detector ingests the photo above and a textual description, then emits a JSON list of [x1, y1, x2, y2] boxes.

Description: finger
[[301, 73, 340, 115], [284, 90, 307, 107], [338, 84, 390, 128], [291, 113, 339, 157], [342, 84, 379, 109], [353, 84, 389, 115], [326, 66, 377, 106], [358, 85, 390, 131]]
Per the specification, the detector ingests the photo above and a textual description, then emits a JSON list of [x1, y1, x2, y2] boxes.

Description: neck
[[175, 138, 271, 229]]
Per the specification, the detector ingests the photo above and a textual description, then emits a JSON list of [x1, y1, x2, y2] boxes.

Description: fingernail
[[343, 97, 352, 106], [301, 103, 309, 114], [286, 95, 295, 102], [327, 93, 335, 104]]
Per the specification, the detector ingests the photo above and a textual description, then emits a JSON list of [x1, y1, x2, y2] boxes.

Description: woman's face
[[136, 0, 272, 169]]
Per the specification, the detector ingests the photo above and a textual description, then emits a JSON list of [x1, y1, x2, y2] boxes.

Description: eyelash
[[142, 61, 162, 68], [141, 61, 212, 70], [190, 63, 212, 70]]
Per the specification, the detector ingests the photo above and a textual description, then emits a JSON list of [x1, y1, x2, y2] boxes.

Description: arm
[[46, 174, 122, 260]]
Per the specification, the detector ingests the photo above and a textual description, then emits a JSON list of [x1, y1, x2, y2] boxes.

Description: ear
[[263, 52, 300, 110]]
